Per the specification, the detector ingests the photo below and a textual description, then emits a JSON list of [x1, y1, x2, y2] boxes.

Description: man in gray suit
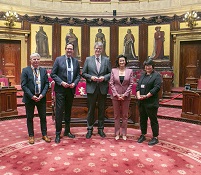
[[82, 42, 111, 139]]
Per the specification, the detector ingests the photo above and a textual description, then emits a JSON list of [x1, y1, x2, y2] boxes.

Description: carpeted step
[[163, 93, 183, 99], [159, 99, 182, 108]]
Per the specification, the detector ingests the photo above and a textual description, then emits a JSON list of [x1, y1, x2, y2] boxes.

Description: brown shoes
[[29, 137, 34, 144], [42, 135, 51, 143]]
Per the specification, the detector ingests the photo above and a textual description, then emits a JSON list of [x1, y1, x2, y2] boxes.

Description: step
[[159, 99, 182, 108], [163, 93, 183, 99], [171, 87, 184, 93]]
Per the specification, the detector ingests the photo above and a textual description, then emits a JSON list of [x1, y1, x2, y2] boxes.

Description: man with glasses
[[51, 43, 80, 143], [82, 42, 111, 139]]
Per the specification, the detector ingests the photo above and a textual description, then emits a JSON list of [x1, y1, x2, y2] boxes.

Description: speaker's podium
[[0, 87, 18, 118], [181, 90, 201, 121]]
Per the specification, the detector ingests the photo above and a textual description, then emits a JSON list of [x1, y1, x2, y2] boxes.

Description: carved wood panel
[[180, 41, 201, 86], [0, 40, 21, 85]]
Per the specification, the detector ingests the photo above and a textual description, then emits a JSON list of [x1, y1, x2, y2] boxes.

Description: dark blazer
[[109, 68, 134, 100], [136, 70, 162, 108], [82, 55, 111, 95], [21, 66, 49, 103], [51, 55, 80, 94]]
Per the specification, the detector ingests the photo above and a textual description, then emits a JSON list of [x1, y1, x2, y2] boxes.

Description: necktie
[[34, 68, 39, 94], [96, 57, 100, 72], [67, 58, 72, 84]]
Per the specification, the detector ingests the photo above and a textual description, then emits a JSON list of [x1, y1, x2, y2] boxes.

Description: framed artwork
[[119, 26, 139, 60], [148, 24, 170, 60], [61, 26, 81, 60], [90, 27, 110, 57], [31, 24, 52, 60]]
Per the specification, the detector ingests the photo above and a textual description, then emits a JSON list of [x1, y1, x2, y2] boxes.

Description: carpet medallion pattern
[[0, 118, 200, 175]]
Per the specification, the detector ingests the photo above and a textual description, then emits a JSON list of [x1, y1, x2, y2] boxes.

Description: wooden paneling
[[180, 41, 201, 86], [0, 87, 18, 118], [0, 40, 21, 85], [63, 96, 139, 128], [181, 90, 201, 121]]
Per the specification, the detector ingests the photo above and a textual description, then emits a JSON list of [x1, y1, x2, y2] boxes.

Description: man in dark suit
[[51, 43, 80, 143], [21, 53, 51, 144], [82, 42, 111, 139]]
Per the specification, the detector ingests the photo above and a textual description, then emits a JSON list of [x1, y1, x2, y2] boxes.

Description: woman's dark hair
[[115, 55, 128, 67], [143, 58, 155, 68]]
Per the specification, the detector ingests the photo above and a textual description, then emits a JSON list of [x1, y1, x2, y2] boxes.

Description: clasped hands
[[91, 76, 104, 82], [32, 94, 43, 102], [61, 81, 75, 88], [137, 95, 147, 100], [117, 94, 124, 100]]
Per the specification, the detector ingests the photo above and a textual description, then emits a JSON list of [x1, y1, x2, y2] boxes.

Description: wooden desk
[[181, 90, 201, 121], [69, 95, 139, 129], [0, 87, 18, 118]]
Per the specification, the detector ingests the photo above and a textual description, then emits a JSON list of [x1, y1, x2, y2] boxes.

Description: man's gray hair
[[94, 42, 103, 49], [30, 53, 41, 59]]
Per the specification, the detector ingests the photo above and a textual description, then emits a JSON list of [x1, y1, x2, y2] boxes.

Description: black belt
[[35, 94, 40, 97]]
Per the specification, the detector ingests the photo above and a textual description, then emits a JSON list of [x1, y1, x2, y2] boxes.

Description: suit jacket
[[82, 55, 111, 95], [136, 70, 162, 108], [109, 68, 134, 100], [51, 55, 80, 94], [21, 66, 49, 103]]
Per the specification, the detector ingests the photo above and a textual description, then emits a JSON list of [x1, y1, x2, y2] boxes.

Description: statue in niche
[[95, 28, 107, 57], [150, 26, 165, 59], [35, 26, 50, 58], [123, 29, 137, 60], [65, 28, 80, 58]]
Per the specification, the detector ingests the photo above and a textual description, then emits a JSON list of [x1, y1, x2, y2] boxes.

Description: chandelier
[[4, 11, 19, 28], [184, 11, 199, 29]]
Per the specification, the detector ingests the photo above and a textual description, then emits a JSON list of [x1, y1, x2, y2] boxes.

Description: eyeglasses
[[66, 48, 73, 50], [95, 48, 102, 50]]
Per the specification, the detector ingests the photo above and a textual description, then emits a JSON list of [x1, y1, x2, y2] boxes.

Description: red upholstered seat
[[132, 83, 137, 96], [197, 79, 201, 90], [0, 77, 9, 87], [76, 81, 86, 95]]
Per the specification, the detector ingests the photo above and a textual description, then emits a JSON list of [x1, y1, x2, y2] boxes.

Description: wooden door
[[180, 41, 201, 87], [0, 40, 21, 85]]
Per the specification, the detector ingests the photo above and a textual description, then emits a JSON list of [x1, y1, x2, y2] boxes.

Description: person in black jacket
[[21, 53, 51, 144], [136, 58, 162, 145]]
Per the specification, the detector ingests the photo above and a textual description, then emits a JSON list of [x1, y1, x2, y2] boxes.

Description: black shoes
[[137, 135, 146, 143], [55, 135, 60, 143], [98, 130, 106, 138], [86, 130, 93, 139], [64, 132, 75, 138], [148, 137, 159, 146]]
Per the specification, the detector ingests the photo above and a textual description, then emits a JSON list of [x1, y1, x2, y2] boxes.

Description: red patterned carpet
[[0, 117, 201, 175]]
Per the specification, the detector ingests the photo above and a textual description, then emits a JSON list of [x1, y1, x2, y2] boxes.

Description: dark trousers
[[25, 100, 47, 137], [87, 86, 107, 130], [55, 88, 74, 135], [139, 103, 159, 137]]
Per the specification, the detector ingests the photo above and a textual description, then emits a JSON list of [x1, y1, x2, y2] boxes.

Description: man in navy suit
[[51, 43, 80, 143], [21, 53, 51, 144], [82, 42, 111, 139]]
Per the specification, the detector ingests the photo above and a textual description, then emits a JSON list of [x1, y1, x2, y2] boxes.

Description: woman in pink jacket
[[109, 55, 134, 140]]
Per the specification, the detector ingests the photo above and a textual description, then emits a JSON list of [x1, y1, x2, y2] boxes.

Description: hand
[[117, 94, 124, 101], [69, 83, 75, 88], [38, 94, 43, 101], [137, 95, 146, 100], [91, 76, 99, 82], [32, 95, 40, 102], [98, 76, 104, 82], [61, 81, 70, 88]]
